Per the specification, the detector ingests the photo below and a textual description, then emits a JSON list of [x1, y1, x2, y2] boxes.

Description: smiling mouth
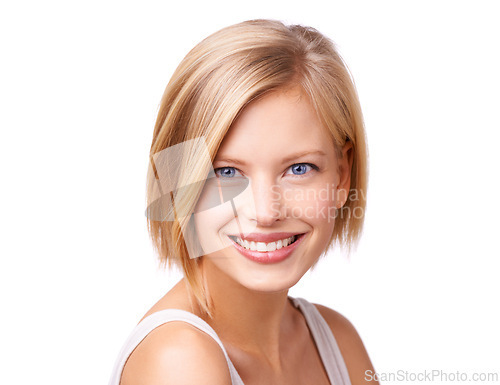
[[227, 234, 304, 252]]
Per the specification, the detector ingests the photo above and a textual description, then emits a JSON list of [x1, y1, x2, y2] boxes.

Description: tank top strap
[[289, 297, 352, 385], [108, 309, 244, 385]]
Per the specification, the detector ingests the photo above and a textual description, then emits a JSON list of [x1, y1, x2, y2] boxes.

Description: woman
[[109, 19, 377, 385]]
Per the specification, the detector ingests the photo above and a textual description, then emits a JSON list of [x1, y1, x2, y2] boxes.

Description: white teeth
[[231, 235, 298, 252]]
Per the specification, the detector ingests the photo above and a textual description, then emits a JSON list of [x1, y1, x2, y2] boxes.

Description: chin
[[205, 251, 308, 294], [235, 272, 303, 293]]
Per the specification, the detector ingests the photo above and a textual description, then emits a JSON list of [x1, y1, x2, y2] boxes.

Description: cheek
[[193, 200, 235, 255], [282, 182, 338, 226]]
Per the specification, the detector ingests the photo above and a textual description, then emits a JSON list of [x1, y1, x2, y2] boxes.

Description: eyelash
[[214, 163, 319, 178]]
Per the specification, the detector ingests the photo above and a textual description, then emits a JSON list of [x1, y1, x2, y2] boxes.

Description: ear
[[336, 140, 354, 209]]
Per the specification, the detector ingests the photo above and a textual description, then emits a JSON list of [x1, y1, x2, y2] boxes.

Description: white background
[[1, 1, 499, 384]]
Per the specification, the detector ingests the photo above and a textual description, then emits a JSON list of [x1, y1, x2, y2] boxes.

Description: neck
[[191, 258, 297, 367]]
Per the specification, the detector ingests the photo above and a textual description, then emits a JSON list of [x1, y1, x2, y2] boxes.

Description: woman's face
[[193, 87, 352, 293]]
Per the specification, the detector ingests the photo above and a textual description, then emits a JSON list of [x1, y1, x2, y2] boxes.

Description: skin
[[121, 87, 378, 385]]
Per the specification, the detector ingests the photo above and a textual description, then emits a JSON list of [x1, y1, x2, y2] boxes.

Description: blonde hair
[[146, 19, 368, 315]]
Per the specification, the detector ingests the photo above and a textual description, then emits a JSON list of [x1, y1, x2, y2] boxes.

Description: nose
[[245, 178, 283, 226]]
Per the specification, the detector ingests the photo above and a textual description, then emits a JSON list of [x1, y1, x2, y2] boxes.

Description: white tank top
[[108, 297, 351, 385]]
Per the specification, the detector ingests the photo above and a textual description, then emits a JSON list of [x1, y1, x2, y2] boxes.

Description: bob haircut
[[146, 19, 368, 315]]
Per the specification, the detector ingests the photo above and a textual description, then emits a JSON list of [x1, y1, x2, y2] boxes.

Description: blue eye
[[287, 163, 317, 176], [214, 167, 241, 178], [214, 164, 317, 178]]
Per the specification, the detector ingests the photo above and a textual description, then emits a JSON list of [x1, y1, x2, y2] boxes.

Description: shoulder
[[120, 320, 232, 385], [313, 303, 363, 345], [313, 303, 379, 385]]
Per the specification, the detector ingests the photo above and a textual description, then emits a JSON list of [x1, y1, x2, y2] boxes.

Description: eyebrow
[[215, 150, 327, 166]]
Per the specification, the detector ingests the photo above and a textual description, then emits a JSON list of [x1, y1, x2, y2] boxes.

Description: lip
[[228, 233, 306, 264], [228, 232, 300, 243]]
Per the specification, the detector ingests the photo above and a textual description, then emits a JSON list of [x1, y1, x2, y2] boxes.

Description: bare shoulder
[[313, 304, 379, 385], [120, 321, 232, 385]]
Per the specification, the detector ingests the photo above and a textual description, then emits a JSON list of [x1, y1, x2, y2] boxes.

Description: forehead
[[216, 87, 336, 162]]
